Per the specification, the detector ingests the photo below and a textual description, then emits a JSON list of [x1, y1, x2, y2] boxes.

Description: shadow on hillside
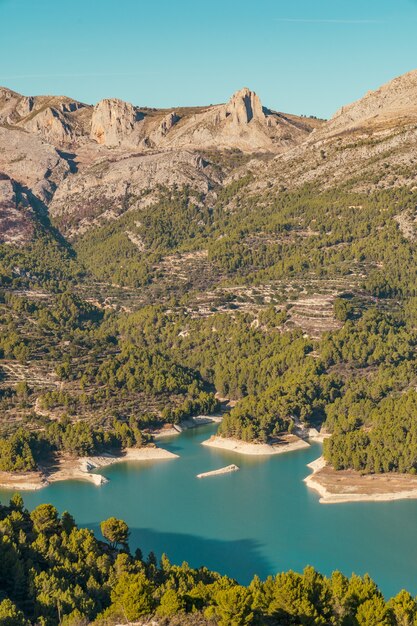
[[88, 523, 273, 583]]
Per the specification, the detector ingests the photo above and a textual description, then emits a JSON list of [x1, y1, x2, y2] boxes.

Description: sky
[[1, 0, 417, 119]]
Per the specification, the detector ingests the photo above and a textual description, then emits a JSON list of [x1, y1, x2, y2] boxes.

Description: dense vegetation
[[1, 180, 417, 475], [1, 498, 416, 626], [72, 185, 417, 302]]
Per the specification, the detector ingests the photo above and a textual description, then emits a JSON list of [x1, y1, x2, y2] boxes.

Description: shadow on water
[[87, 523, 274, 583]]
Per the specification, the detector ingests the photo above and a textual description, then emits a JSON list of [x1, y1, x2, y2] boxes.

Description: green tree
[[356, 595, 392, 626], [109, 572, 154, 621], [0, 599, 28, 626], [212, 585, 254, 626], [30, 504, 59, 535], [156, 589, 185, 617], [387, 590, 417, 626], [9, 494, 24, 512], [100, 517, 130, 549], [61, 511, 76, 534]]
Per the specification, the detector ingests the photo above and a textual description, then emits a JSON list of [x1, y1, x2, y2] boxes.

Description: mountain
[[0, 85, 323, 242], [0, 69, 416, 297], [3, 69, 417, 243], [249, 69, 417, 196], [0, 85, 320, 152], [323, 68, 417, 135], [1, 69, 417, 510]]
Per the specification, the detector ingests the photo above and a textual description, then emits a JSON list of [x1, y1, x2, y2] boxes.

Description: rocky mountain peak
[[226, 87, 265, 125], [324, 68, 417, 135], [90, 98, 137, 146]]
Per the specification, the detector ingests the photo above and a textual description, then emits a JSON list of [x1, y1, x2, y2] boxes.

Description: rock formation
[[0, 173, 35, 245], [5, 69, 417, 244], [322, 68, 417, 135], [90, 98, 137, 146], [225, 87, 265, 124]]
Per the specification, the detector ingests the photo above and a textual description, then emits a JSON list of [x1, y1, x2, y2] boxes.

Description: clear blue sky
[[1, 0, 417, 118]]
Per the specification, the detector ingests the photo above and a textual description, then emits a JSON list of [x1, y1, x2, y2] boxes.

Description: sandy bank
[[176, 414, 223, 432], [201, 434, 310, 456], [152, 415, 223, 439], [304, 456, 417, 504], [0, 471, 47, 491], [152, 426, 181, 439], [0, 447, 178, 492], [307, 428, 331, 443], [197, 464, 239, 478]]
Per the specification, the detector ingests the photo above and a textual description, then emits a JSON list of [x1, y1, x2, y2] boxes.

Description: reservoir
[[1, 423, 417, 598]]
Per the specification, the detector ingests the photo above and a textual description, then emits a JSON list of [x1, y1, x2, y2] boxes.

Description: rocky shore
[[152, 414, 223, 438], [201, 434, 310, 456], [0, 446, 178, 492]]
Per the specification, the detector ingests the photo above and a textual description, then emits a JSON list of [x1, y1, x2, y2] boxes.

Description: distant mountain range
[[1, 69, 417, 244]]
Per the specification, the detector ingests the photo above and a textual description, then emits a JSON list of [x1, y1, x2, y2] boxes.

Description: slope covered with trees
[[1, 182, 417, 476]]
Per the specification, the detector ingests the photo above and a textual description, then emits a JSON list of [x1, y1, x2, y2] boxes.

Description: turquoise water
[[2, 423, 417, 598]]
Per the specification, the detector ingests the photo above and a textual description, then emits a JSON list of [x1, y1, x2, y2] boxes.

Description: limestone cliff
[[321, 68, 417, 135], [90, 98, 137, 146]]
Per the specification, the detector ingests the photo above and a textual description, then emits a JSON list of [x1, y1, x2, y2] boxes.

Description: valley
[[1, 66, 417, 625]]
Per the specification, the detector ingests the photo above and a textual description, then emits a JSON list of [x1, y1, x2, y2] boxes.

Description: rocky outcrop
[[90, 98, 137, 146], [21, 107, 75, 144], [87, 87, 314, 152], [0, 88, 90, 144], [1, 85, 319, 154], [148, 111, 180, 144], [160, 88, 316, 152], [0, 126, 70, 203], [322, 68, 417, 136], [225, 87, 265, 124], [0, 173, 35, 245]]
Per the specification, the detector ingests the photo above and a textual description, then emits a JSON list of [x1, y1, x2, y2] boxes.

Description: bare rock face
[[0, 127, 70, 204], [15, 95, 35, 118], [160, 88, 315, 152], [323, 69, 417, 135], [225, 87, 265, 125], [0, 173, 35, 245], [90, 98, 137, 146], [146, 111, 180, 146], [156, 111, 180, 137], [22, 107, 75, 145], [0, 87, 23, 124], [0, 88, 90, 145]]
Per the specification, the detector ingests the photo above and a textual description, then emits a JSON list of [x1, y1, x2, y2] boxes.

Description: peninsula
[[0, 447, 178, 491], [202, 434, 310, 456], [305, 456, 417, 504]]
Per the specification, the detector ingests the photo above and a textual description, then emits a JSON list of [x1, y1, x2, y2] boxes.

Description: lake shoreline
[[201, 434, 310, 456], [0, 446, 178, 492], [304, 455, 417, 504], [152, 414, 223, 439]]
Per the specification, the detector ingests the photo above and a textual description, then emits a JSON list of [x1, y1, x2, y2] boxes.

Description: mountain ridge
[[0, 85, 320, 152], [2, 68, 417, 246]]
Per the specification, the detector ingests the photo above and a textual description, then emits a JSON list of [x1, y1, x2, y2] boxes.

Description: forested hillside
[[1, 180, 417, 475], [1, 70, 417, 477]]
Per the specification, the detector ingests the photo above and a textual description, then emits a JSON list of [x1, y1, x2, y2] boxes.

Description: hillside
[[0, 69, 417, 480]]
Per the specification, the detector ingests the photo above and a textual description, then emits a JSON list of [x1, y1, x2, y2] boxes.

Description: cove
[[2, 423, 417, 599]]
